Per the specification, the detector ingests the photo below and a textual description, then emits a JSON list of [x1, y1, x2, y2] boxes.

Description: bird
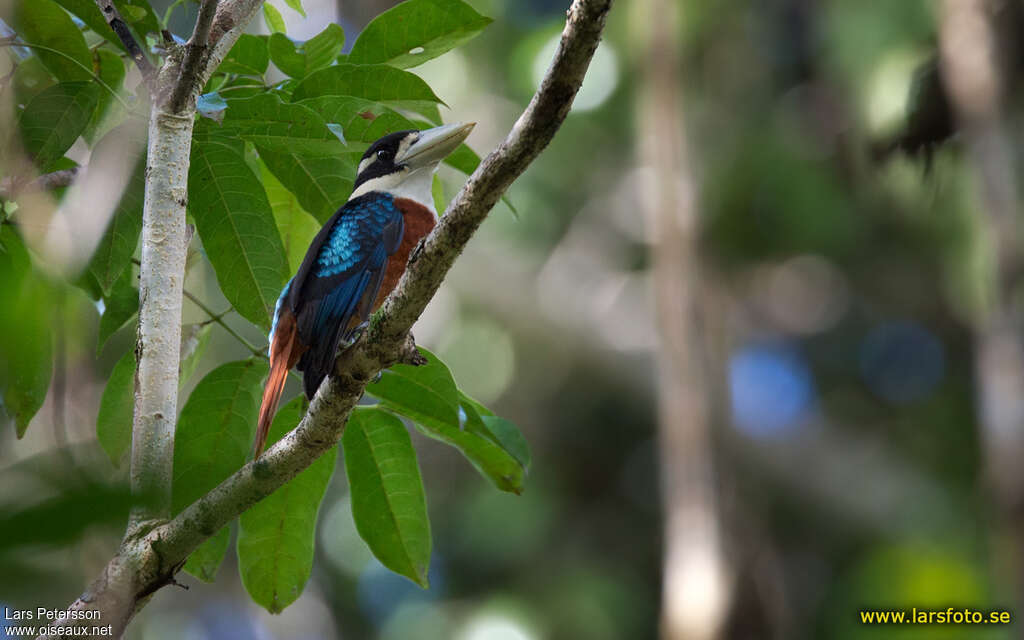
[[254, 122, 475, 457]]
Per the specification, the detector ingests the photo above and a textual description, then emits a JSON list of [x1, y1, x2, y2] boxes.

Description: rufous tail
[[255, 310, 304, 457]]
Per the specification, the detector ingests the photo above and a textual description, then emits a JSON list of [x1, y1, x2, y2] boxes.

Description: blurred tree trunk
[[634, 2, 731, 639], [938, 0, 1024, 595]]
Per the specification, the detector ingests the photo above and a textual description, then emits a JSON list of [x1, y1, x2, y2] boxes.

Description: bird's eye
[[377, 150, 389, 161]]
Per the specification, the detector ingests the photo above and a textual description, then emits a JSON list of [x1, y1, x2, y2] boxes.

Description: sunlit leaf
[[291, 64, 444, 123], [189, 138, 288, 330], [173, 358, 268, 581], [52, 0, 121, 52], [261, 161, 319, 272], [348, 0, 492, 69], [96, 347, 134, 467], [218, 34, 269, 76], [282, 0, 304, 17], [238, 397, 335, 612], [268, 23, 343, 78], [17, 82, 100, 172], [15, 0, 92, 81], [222, 93, 345, 156], [262, 3, 285, 34], [344, 407, 431, 587]]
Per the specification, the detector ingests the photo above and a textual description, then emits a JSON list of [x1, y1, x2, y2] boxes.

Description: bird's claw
[[340, 321, 369, 350]]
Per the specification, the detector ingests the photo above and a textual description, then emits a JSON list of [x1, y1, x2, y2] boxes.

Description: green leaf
[[0, 225, 52, 437], [184, 528, 231, 582], [344, 407, 431, 587], [218, 34, 270, 76], [87, 129, 145, 293], [480, 414, 531, 472], [96, 267, 138, 354], [15, 0, 93, 81], [173, 358, 268, 580], [115, 0, 158, 34], [189, 138, 288, 330], [291, 64, 443, 123], [17, 82, 100, 173], [366, 348, 524, 493], [297, 96, 417, 149], [282, 0, 305, 17], [348, 0, 492, 70], [268, 24, 344, 78], [85, 49, 127, 143], [238, 397, 336, 612], [52, 0, 121, 52], [96, 348, 134, 466], [261, 161, 319, 273], [258, 148, 356, 224], [262, 3, 286, 34], [222, 93, 346, 156]]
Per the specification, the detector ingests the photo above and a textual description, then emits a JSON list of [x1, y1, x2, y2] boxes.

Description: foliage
[[0, 0, 529, 614]]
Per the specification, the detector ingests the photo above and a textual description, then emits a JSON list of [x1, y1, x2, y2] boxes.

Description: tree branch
[[0, 168, 79, 199], [166, 0, 219, 113], [38, 0, 613, 636], [93, 0, 156, 91]]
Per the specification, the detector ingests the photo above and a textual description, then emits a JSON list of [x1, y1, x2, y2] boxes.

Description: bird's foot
[[340, 321, 369, 350]]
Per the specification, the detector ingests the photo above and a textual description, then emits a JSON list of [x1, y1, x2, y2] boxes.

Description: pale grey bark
[[38, 0, 614, 637], [635, 1, 730, 639]]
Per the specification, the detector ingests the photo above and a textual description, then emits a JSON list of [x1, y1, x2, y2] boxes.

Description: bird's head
[[350, 122, 476, 213]]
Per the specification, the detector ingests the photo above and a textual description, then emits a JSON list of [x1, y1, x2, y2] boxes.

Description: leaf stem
[[183, 289, 265, 358]]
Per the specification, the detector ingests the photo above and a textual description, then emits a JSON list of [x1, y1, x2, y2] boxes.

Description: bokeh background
[[4, 0, 1024, 638]]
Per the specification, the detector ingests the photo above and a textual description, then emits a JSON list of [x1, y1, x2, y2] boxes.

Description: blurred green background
[[4, 0, 1024, 638]]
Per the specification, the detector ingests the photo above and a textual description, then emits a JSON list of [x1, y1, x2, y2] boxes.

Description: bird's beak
[[396, 122, 476, 170]]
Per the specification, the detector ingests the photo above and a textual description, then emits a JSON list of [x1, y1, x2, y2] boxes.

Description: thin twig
[[0, 168, 80, 200], [93, 0, 156, 90], [182, 289, 264, 357], [167, 0, 219, 113]]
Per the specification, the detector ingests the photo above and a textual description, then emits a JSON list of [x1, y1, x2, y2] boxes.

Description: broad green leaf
[[282, 0, 305, 17], [218, 34, 269, 75], [297, 96, 417, 149], [96, 348, 134, 466], [15, 0, 92, 81], [348, 0, 492, 70], [53, 0, 121, 51], [268, 24, 344, 78], [189, 138, 288, 329], [185, 527, 231, 582], [344, 407, 431, 587], [367, 347, 460, 427], [366, 348, 524, 493], [17, 82, 100, 173], [85, 50, 127, 143], [179, 323, 212, 386], [0, 225, 52, 437], [222, 93, 345, 156], [173, 358, 268, 580], [479, 415, 531, 471], [261, 162, 319, 272], [258, 148, 355, 224], [291, 64, 443, 123], [262, 3, 286, 33], [87, 129, 145, 293], [96, 267, 137, 354], [115, 0, 159, 36], [238, 397, 336, 613]]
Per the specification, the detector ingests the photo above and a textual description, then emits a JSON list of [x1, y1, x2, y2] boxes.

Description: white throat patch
[[350, 165, 438, 216]]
